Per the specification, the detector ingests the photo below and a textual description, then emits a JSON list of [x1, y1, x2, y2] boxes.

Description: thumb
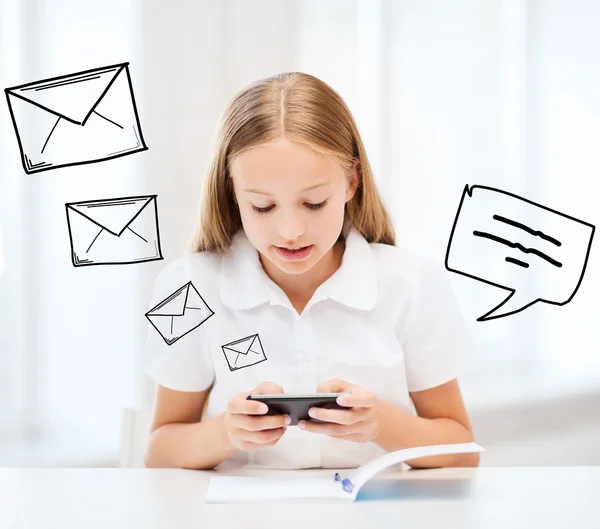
[[316, 378, 352, 393], [251, 381, 284, 395]]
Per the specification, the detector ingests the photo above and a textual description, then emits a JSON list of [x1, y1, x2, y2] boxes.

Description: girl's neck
[[260, 237, 346, 306]]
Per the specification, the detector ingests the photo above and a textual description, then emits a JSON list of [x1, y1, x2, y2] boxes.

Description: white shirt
[[143, 218, 475, 470]]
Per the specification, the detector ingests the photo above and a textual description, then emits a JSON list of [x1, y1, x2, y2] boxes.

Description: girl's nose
[[277, 213, 306, 241]]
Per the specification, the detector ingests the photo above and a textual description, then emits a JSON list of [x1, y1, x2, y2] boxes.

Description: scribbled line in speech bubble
[[445, 185, 595, 322]]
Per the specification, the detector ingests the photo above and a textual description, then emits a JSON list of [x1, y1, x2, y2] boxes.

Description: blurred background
[[0, 0, 598, 467]]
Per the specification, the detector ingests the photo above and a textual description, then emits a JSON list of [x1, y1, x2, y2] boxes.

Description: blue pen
[[333, 472, 354, 493]]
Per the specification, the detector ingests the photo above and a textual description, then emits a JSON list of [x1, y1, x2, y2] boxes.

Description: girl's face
[[230, 137, 358, 277]]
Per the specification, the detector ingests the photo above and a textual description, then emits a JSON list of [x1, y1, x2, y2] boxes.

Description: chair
[[119, 392, 210, 468], [119, 407, 152, 468]]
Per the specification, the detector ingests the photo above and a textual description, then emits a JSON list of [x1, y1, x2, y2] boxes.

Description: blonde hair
[[187, 72, 396, 255]]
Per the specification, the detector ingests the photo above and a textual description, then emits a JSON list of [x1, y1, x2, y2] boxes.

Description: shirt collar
[[219, 218, 378, 312]]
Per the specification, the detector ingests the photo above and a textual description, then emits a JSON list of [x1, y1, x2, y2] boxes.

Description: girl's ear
[[346, 160, 361, 200]]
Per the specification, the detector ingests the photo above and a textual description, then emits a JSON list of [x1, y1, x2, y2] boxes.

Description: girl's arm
[[373, 378, 480, 469], [144, 384, 238, 470]]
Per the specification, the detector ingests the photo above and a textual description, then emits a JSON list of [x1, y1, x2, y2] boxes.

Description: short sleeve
[[143, 256, 215, 392], [396, 256, 475, 392]]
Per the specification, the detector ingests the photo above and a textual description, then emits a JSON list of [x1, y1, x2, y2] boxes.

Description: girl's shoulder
[[153, 250, 222, 290], [369, 242, 457, 315], [369, 242, 432, 288]]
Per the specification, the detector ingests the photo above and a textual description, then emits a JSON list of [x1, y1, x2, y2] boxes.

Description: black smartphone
[[246, 393, 349, 425]]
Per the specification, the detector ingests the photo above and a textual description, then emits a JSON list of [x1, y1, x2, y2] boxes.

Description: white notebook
[[205, 441, 485, 503]]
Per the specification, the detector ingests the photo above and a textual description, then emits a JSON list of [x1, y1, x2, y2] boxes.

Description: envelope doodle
[[221, 334, 267, 372], [66, 195, 163, 267], [4, 62, 147, 174], [146, 282, 215, 346]]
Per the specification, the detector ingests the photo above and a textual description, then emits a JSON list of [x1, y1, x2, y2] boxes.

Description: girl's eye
[[252, 205, 275, 214], [306, 200, 328, 211], [251, 200, 328, 215]]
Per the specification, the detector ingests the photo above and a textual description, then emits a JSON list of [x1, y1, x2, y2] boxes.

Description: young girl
[[143, 72, 479, 471]]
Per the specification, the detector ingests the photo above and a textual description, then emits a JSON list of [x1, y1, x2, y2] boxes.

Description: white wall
[[527, 0, 600, 379]]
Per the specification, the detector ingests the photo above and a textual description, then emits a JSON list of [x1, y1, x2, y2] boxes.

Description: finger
[[252, 381, 285, 395], [299, 420, 350, 437], [243, 437, 281, 450], [337, 386, 377, 408], [316, 378, 351, 393], [236, 425, 288, 446], [300, 419, 372, 438], [307, 406, 368, 426], [336, 421, 378, 442], [247, 426, 287, 444], [229, 393, 270, 416], [243, 435, 284, 450], [237, 413, 291, 432], [242, 382, 285, 413]]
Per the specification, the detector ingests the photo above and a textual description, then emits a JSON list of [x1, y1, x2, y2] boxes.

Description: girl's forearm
[[144, 412, 239, 470], [372, 397, 480, 469]]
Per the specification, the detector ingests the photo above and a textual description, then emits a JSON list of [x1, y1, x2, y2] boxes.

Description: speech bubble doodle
[[445, 185, 595, 321]]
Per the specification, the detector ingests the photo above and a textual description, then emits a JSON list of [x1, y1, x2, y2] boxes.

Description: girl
[[143, 72, 479, 471]]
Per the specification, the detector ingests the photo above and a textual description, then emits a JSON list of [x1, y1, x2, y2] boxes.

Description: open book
[[205, 441, 485, 503]]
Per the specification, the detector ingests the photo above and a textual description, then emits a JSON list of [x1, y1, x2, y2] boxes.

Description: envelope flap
[[67, 196, 154, 236], [6, 64, 126, 125], [147, 284, 190, 316], [223, 335, 256, 355]]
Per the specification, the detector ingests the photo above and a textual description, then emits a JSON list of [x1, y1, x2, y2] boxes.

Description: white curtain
[[1, 0, 599, 464]]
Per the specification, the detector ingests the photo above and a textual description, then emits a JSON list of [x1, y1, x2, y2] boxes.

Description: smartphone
[[246, 393, 349, 426]]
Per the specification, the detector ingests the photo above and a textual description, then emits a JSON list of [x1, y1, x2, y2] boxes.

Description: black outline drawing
[[65, 194, 163, 267], [221, 334, 267, 372], [4, 62, 147, 174], [445, 185, 595, 322], [145, 282, 215, 346]]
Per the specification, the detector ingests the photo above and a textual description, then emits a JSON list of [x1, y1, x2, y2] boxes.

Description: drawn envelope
[[146, 282, 215, 346], [5, 62, 147, 174], [66, 195, 163, 266], [221, 334, 267, 372]]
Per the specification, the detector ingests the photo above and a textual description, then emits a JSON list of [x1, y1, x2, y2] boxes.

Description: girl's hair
[[187, 72, 396, 255]]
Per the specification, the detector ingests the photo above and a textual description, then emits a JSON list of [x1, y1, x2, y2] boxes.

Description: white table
[[2, 466, 598, 528]]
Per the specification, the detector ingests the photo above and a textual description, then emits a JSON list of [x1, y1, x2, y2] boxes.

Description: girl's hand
[[224, 381, 290, 452], [299, 378, 380, 443]]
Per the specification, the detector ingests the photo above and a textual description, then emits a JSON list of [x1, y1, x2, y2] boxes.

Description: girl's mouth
[[275, 245, 313, 260]]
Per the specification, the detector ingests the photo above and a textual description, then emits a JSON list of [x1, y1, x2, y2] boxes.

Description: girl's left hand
[[298, 378, 380, 443]]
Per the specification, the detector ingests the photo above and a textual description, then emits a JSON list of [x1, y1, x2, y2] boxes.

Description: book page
[[205, 475, 350, 503], [347, 442, 485, 499], [205, 442, 485, 503]]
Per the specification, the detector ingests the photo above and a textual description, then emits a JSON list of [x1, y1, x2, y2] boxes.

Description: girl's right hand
[[224, 381, 291, 452]]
